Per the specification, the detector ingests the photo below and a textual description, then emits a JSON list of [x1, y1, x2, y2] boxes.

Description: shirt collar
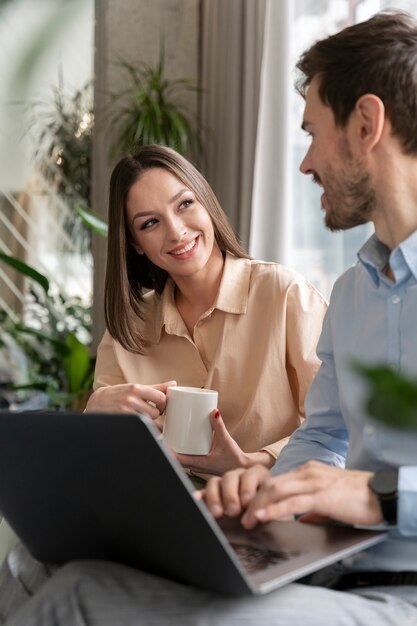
[[214, 252, 251, 314], [151, 252, 251, 343], [358, 230, 417, 286]]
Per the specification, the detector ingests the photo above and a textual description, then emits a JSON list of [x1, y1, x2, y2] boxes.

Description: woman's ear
[[353, 94, 385, 154]]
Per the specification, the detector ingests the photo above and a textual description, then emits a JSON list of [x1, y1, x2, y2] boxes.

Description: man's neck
[[367, 129, 417, 249]]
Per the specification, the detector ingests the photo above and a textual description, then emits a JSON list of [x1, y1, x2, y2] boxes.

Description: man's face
[[299, 77, 375, 231]]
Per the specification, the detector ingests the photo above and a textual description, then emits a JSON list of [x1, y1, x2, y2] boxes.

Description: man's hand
[[175, 411, 274, 476], [198, 461, 384, 529], [197, 464, 271, 517]]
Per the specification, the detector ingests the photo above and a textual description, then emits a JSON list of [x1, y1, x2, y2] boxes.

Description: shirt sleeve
[[284, 278, 328, 418], [93, 330, 127, 390], [271, 307, 349, 475], [398, 466, 417, 536], [263, 278, 328, 460]]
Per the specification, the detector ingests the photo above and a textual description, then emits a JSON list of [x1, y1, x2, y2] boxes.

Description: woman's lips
[[168, 236, 199, 257]]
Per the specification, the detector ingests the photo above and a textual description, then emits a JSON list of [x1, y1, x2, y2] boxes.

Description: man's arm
[[272, 309, 348, 475]]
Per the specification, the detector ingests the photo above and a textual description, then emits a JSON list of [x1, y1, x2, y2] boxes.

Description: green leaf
[[75, 204, 108, 238], [0, 252, 49, 293], [13, 323, 70, 356], [63, 333, 94, 394], [353, 362, 417, 431]]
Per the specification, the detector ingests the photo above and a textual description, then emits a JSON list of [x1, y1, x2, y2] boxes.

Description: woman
[[85, 144, 327, 476]]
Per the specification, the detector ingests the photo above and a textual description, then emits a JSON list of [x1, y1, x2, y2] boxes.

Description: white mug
[[163, 386, 218, 455]]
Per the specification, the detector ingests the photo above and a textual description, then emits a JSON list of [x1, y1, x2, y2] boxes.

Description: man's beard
[[321, 145, 376, 232]]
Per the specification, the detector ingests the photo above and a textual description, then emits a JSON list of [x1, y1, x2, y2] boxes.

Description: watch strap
[[368, 469, 398, 525]]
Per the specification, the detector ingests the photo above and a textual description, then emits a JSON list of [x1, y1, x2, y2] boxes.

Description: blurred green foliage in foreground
[[355, 363, 417, 431]]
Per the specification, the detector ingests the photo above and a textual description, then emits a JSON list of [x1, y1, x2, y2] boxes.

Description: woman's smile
[[168, 236, 199, 259]]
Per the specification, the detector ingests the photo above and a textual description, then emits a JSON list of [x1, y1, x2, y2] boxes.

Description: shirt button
[[365, 425, 374, 435], [392, 294, 401, 304]]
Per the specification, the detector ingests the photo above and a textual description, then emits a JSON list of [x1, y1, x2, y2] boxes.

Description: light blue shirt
[[273, 231, 417, 571]]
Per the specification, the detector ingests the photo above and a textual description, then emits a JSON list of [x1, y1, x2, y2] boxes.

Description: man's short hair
[[296, 10, 417, 155]]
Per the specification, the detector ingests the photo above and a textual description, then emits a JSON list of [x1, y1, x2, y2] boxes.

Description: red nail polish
[[215, 409, 220, 418]]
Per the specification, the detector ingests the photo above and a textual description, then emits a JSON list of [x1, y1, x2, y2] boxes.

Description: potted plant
[[0, 251, 95, 411], [27, 78, 94, 254], [107, 45, 202, 159]]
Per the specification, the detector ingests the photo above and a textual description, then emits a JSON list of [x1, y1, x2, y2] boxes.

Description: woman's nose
[[165, 215, 186, 240]]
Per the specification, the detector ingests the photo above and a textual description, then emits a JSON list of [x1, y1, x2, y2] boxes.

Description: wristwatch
[[368, 469, 398, 525]]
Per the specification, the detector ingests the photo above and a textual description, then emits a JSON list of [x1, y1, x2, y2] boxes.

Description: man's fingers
[[202, 476, 225, 517], [204, 470, 245, 518], [242, 493, 317, 529], [238, 465, 270, 508]]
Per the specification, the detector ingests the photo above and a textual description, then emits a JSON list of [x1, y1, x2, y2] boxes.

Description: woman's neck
[[174, 248, 225, 335]]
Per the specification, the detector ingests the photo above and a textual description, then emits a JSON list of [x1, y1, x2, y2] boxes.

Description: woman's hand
[[174, 411, 275, 476], [84, 381, 176, 419]]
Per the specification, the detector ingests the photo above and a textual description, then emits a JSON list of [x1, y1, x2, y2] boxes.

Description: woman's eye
[[140, 218, 158, 230], [179, 198, 194, 210]]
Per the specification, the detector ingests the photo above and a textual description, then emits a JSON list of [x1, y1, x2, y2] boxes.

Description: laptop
[[0, 411, 387, 596]]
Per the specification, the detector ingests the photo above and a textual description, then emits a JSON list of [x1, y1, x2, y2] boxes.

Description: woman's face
[[126, 167, 219, 282]]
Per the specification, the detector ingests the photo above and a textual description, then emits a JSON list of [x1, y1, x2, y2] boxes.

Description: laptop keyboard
[[231, 541, 300, 574]]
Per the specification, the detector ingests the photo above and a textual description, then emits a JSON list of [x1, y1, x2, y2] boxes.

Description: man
[[3, 10, 417, 625]]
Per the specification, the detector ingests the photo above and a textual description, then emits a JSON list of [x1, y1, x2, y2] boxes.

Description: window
[[288, 0, 417, 298]]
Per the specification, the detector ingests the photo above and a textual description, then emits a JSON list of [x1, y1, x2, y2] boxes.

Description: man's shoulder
[[331, 261, 364, 295]]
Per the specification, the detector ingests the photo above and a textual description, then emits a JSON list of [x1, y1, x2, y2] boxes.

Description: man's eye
[[140, 218, 158, 230]]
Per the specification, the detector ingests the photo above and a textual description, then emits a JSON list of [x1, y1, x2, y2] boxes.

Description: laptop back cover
[[0, 411, 252, 595], [0, 411, 387, 596]]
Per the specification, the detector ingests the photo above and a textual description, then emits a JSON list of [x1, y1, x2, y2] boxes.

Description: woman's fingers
[[85, 382, 173, 417]]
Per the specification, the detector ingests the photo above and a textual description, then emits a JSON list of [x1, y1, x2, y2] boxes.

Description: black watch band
[[368, 469, 398, 525]]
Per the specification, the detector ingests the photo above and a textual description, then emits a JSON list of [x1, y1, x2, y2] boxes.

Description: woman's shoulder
[[249, 258, 308, 284], [248, 259, 328, 303]]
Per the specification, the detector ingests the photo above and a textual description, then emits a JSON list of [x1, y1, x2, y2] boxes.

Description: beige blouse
[[94, 253, 328, 459]]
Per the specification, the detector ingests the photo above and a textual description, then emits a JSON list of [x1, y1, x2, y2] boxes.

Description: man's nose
[[299, 151, 312, 175], [300, 141, 317, 175]]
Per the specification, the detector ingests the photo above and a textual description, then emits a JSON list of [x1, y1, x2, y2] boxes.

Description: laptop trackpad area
[[218, 516, 387, 593]]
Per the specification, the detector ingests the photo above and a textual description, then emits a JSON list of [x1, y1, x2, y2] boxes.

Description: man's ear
[[352, 94, 385, 154]]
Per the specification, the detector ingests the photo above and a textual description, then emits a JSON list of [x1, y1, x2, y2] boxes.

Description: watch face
[[369, 469, 398, 496]]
